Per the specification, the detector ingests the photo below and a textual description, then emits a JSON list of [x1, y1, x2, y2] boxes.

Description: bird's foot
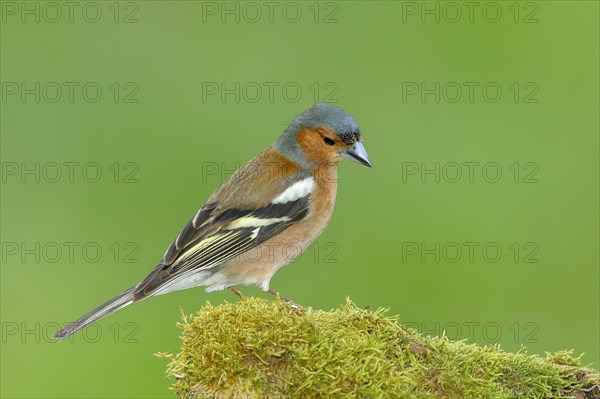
[[267, 289, 293, 302], [228, 286, 245, 299], [266, 289, 304, 312]]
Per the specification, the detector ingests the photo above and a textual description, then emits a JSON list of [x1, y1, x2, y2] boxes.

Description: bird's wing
[[133, 165, 314, 299]]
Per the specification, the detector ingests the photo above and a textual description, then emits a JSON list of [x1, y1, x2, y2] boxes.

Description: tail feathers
[[53, 286, 136, 341]]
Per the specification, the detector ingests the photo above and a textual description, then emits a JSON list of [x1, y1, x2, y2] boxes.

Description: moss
[[158, 298, 599, 399]]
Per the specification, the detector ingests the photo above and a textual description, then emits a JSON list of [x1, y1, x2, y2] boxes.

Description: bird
[[53, 103, 372, 340]]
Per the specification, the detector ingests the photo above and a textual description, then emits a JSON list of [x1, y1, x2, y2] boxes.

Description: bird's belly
[[218, 202, 335, 291]]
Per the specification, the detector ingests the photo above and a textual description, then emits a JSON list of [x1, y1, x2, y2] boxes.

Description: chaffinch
[[53, 103, 372, 340]]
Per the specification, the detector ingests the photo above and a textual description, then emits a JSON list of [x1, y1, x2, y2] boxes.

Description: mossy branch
[[158, 298, 599, 399]]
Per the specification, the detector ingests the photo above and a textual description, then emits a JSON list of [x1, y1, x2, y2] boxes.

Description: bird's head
[[275, 103, 373, 170]]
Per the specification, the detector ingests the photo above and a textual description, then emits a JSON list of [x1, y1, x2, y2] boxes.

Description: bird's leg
[[267, 289, 294, 303], [228, 286, 245, 299]]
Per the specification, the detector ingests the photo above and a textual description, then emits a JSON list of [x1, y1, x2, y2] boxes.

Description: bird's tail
[[52, 286, 136, 341]]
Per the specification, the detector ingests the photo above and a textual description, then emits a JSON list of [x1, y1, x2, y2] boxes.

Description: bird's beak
[[342, 142, 373, 167]]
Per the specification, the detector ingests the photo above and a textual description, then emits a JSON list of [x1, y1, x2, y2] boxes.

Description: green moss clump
[[159, 298, 599, 399]]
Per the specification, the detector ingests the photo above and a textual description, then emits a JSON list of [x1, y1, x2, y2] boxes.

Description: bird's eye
[[323, 137, 335, 146]]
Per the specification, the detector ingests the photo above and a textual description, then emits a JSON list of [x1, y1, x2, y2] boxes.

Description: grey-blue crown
[[288, 103, 360, 138]]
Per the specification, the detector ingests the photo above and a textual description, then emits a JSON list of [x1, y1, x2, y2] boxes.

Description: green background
[[1, 1, 598, 398]]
